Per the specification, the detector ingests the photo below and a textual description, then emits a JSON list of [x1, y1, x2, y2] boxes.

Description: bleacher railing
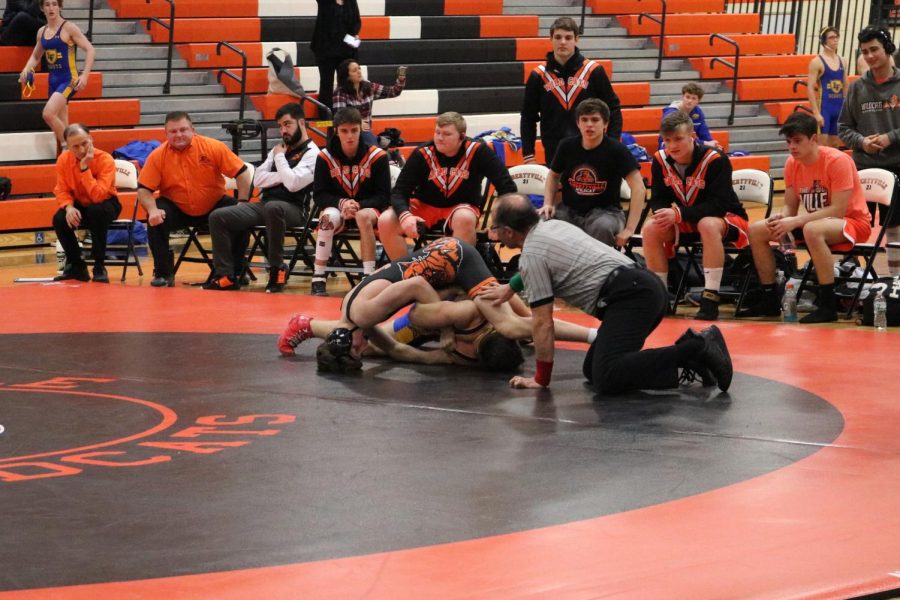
[[637, 0, 667, 79], [216, 42, 248, 122], [580, 0, 589, 34], [709, 34, 740, 125], [144, 0, 175, 94], [86, 0, 95, 42]]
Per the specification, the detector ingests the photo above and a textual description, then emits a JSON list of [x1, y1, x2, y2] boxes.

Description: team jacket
[[390, 138, 516, 216], [520, 50, 623, 159], [650, 144, 747, 224], [313, 136, 391, 211]]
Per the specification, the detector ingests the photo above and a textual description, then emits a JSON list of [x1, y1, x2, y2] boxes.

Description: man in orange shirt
[[137, 111, 252, 287], [52, 123, 119, 283]]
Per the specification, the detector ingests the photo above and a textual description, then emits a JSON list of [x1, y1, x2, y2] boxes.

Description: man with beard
[[206, 102, 319, 291], [138, 111, 252, 287], [520, 16, 622, 165]]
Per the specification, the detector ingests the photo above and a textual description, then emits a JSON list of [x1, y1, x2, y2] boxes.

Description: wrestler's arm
[[365, 326, 454, 365]]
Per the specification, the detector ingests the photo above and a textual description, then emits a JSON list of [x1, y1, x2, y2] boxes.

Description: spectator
[[1, 0, 45, 47], [332, 59, 406, 146], [808, 27, 848, 148], [378, 111, 517, 260], [206, 102, 318, 293], [738, 112, 870, 323], [51, 123, 119, 283], [137, 111, 252, 288], [311, 107, 390, 296], [520, 16, 622, 165], [480, 193, 733, 393], [310, 0, 360, 112], [18, 0, 94, 146], [659, 82, 721, 150], [839, 25, 900, 276], [540, 98, 646, 247], [642, 111, 749, 321]]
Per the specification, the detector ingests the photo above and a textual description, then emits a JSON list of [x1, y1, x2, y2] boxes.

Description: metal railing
[[86, 0, 95, 41], [216, 42, 248, 121], [580, 0, 588, 34], [709, 34, 740, 125], [637, 0, 667, 79], [144, 0, 175, 94]]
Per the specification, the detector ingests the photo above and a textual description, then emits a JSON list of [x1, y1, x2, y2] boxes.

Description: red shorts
[[410, 199, 481, 233], [793, 216, 872, 252], [664, 213, 750, 259]]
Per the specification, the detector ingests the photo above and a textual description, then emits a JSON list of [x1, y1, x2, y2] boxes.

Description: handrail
[[86, 0, 95, 41], [216, 42, 248, 120], [637, 0, 667, 79], [144, 0, 175, 94], [709, 33, 740, 125], [580, 0, 588, 35], [792, 80, 808, 93]]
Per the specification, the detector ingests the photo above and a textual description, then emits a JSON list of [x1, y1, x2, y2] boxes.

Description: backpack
[[266, 47, 304, 98], [112, 140, 161, 167], [620, 132, 651, 162], [859, 277, 900, 326], [106, 220, 148, 246], [0, 176, 10, 200]]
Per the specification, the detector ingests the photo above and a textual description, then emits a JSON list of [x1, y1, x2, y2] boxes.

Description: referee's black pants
[[583, 268, 681, 395]]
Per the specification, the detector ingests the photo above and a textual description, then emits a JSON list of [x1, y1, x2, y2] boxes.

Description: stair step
[[578, 38, 650, 50], [103, 84, 226, 97], [86, 33, 153, 44], [92, 59, 189, 70], [95, 45, 173, 61], [140, 110, 262, 126], [728, 128, 784, 143], [614, 70, 699, 81], [59, 8, 118, 19], [603, 58, 689, 72], [102, 71, 211, 86], [650, 81, 723, 95], [538, 15, 613, 28], [707, 115, 778, 128], [140, 96, 245, 114], [649, 92, 733, 104], [504, 7, 591, 15], [69, 20, 140, 35]]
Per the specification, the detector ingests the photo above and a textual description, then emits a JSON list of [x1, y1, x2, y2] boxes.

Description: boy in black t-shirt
[[540, 99, 646, 247]]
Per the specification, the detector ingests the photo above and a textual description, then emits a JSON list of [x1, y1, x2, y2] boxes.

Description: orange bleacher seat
[[480, 16, 538, 37], [631, 131, 729, 152], [69, 99, 141, 127], [764, 101, 812, 123], [689, 54, 814, 78], [108, 0, 257, 18], [619, 13, 760, 36], [177, 43, 264, 69], [251, 94, 319, 119], [0, 194, 145, 232], [0, 47, 32, 73], [588, 0, 724, 13], [220, 67, 300, 95], [0, 164, 57, 196], [654, 33, 795, 57], [516, 39, 553, 61], [148, 18, 260, 43], [23, 72, 103, 100], [734, 77, 806, 101], [446, 0, 502, 14]]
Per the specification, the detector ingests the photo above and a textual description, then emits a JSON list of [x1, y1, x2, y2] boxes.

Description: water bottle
[[779, 232, 796, 255], [874, 290, 888, 332], [775, 270, 786, 295], [783, 282, 798, 323]]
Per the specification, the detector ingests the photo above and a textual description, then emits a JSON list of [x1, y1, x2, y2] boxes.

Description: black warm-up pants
[[53, 197, 121, 267]]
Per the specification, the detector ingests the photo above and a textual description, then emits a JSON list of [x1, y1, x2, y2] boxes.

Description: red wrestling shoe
[[278, 314, 314, 356]]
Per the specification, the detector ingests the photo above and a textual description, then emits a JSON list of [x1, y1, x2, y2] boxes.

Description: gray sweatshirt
[[839, 67, 900, 170]]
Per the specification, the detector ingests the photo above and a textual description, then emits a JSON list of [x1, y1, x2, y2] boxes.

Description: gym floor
[[0, 246, 899, 599]]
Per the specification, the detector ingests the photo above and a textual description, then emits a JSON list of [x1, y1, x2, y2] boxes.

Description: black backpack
[[860, 277, 900, 326]]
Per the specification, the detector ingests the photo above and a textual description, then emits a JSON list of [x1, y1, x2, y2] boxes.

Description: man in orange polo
[[137, 111, 252, 287], [52, 123, 120, 283]]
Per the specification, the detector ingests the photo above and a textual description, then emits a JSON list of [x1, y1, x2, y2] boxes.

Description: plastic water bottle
[[874, 290, 888, 332], [779, 232, 796, 255], [775, 270, 786, 295], [783, 282, 798, 323]]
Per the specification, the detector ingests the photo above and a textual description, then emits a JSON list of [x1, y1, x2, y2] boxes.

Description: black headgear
[[325, 327, 354, 350], [859, 25, 896, 55], [316, 328, 362, 372]]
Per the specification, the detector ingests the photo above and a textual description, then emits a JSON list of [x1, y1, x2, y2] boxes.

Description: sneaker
[[92, 265, 110, 283], [277, 314, 314, 356], [266, 264, 288, 294], [311, 279, 327, 296], [150, 272, 175, 287], [696, 325, 733, 392], [799, 306, 838, 324], [54, 262, 90, 282], [685, 291, 703, 306], [694, 290, 720, 321], [202, 274, 239, 291], [675, 328, 716, 388]]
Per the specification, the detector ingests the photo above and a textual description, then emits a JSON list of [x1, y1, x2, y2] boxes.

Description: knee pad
[[320, 207, 342, 230]]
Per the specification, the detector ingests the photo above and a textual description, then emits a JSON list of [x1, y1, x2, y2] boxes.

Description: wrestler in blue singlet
[[41, 20, 77, 99], [817, 55, 845, 136]]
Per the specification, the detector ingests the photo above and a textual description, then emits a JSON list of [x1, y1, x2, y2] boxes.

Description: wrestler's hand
[[148, 208, 166, 226], [614, 227, 634, 248], [273, 143, 287, 156], [73, 69, 90, 91], [340, 199, 359, 220], [509, 375, 546, 389], [439, 327, 455, 353], [813, 113, 825, 128], [400, 214, 425, 238], [768, 215, 800, 238], [862, 135, 885, 154], [537, 203, 555, 220], [477, 282, 514, 306], [65, 205, 82, 228], [651, 208, 677, 227], [79, 140, 94, 170]]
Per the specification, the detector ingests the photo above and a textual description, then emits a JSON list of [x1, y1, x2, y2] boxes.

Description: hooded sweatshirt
[[839, 66, 900, 169]]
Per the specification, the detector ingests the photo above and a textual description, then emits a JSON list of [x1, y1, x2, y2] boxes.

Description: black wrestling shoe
[[676, 328, 716, 388], [799, 306, 838, 324], [694, 290, 720, 321], [696, 325, 733, 392], [92, 265, 109, 283], [54, 262, 90, 282], [266, 264, 287, 293], [311, 279, 327, 296]]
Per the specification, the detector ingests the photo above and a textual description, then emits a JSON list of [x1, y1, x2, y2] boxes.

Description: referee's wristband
[[509, 272, 524, 293], [535, 359, 553, 387]]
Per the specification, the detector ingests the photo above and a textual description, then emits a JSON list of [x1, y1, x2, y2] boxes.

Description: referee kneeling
[[480, 193, 733, 394]]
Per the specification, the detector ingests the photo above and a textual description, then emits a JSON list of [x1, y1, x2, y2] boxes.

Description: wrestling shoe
[[694, 290, 720, 321], [675, 328, 716, 388], [311, 279, 327, 296], [696, 325, 732, 392], [278, 314, 314, 356]]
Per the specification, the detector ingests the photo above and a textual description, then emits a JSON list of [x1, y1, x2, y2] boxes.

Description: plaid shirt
[[331, 79, 405, 128]]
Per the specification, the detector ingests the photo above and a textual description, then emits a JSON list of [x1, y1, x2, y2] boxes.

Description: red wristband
[[535, 359, 553, 387]]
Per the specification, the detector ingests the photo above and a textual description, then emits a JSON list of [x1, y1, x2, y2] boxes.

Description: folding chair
[[81, 159, 145, 281], [795, 168, 898, 318]]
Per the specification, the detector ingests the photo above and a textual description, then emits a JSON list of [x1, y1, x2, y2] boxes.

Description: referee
[[480, 193, 734, 394]]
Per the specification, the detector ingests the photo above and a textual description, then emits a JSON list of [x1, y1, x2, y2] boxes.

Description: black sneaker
[[311, 279, 327, 296], [54, 262, 90, 282], [266, 265, 287, 293], [694, 290, 720, 321], [150, 273, 175, 287], [799, 306, 838, 324], [675, 328, 717, 387], [92, 265, 110, 283], [696, 325, 733, 392], [202, 274, 239, 291]]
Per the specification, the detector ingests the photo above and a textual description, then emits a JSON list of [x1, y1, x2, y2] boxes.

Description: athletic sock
[[703, 267, 723, 292], [363, 260, 376, 275]]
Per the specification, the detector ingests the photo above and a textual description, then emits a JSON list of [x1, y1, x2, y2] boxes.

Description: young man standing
[[839, 25, 900, 276], [540, 98, 646, 247], [808, 27, 847, 148], [378, 112, 516, 260], [642, 111, 749, 321], [659, 82, 721, 150], [207, 102, 318, 292], [738, 112, 871, 323], [311, 107, 391, 296], [520, 16, 622, 165]]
